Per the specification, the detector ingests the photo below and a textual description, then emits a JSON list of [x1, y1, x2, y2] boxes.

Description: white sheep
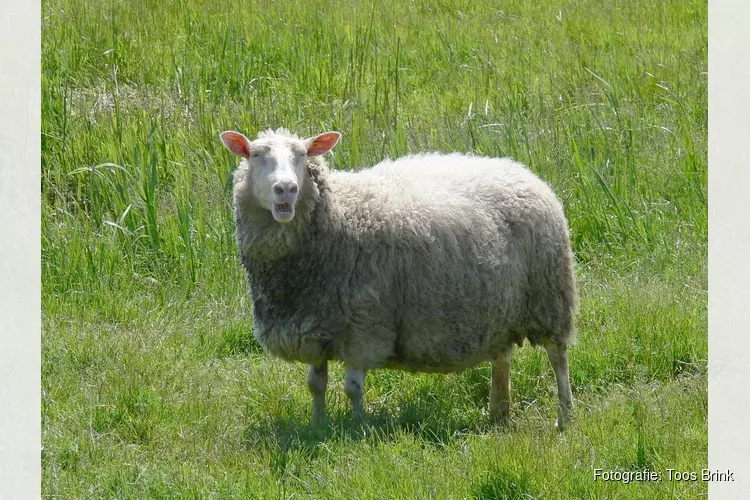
[[220, 127, 578, 429]]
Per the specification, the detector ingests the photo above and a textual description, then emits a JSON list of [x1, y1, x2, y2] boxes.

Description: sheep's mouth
[[272, 202, 295, 222], [275, 202, 293, 215]]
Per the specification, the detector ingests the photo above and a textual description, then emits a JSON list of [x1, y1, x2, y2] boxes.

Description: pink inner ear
[[220, 131, 252, 158], [307, 132, 341, 156]]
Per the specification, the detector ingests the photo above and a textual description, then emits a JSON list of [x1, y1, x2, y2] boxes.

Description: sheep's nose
[[273, 181, 298, 196]]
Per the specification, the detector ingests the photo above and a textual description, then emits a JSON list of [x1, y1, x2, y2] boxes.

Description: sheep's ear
[[220, 131, 252, 158], [305, 132, 341, 157]]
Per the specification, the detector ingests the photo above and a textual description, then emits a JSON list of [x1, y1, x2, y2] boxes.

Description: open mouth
[[273, 202, 295, 222], [275, 202, 293, 215]]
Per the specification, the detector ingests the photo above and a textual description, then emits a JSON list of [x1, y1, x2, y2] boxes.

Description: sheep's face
[[220, 129, 340, 223]]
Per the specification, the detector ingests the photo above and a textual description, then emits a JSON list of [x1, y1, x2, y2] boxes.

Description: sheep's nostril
[[274, 181, 298, 196]]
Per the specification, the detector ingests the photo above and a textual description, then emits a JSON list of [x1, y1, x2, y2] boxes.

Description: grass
[[42, 0, 706, 497]]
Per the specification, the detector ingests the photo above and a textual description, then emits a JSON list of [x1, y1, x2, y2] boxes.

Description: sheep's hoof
[[489, 401, 510, 424], [555, 413, 573, 432], [490, 410, 510, 426], [311, 411, 328, 426], [494, 416, 511, 429]]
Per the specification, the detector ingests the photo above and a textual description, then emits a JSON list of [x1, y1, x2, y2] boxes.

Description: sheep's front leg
[[307, 362, 328, 423], [344, 366, 366, 418], [544, 341, 574, 430], [490, 347, 515, 422]]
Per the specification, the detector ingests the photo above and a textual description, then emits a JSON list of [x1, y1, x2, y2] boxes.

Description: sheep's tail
[[526, 232, 578, 348], [555, 244, 578, 346]]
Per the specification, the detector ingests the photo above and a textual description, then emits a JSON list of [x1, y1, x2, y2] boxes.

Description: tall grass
[[42, 0, 706, 289], [42, 0, 707, 497]]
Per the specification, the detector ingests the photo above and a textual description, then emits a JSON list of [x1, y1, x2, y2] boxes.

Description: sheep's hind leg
[[344, 366, 366, 418], [544, 340, 574, 430], [307, 362, 328, 423], [490, 347, 515, 422]]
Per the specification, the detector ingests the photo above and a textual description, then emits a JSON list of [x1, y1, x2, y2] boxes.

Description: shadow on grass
[[242, 384, 504, 478], [471, 468, 536, 500]]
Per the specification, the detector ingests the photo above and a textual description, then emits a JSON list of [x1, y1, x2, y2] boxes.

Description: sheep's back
[[330, 153, 566, 251]]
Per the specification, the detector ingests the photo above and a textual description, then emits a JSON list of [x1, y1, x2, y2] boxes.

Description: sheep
[[219, 127, 578, 429]]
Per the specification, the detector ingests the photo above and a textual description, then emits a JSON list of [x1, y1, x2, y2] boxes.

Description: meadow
[[42, 0, 707, 497]]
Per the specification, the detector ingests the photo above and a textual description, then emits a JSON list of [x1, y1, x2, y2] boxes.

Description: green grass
[[42, 0, 707, 497]]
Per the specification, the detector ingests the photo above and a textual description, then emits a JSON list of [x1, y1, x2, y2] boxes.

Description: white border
[[0, 2, 42, 498], [708, 0, 750, 497], [0, 1, 733, 498]]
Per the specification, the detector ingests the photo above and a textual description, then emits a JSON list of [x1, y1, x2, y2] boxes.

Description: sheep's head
[[220, 129, 340, 223]]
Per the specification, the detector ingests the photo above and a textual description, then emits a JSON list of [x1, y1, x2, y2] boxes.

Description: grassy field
[[42, 0, 707, 497]]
